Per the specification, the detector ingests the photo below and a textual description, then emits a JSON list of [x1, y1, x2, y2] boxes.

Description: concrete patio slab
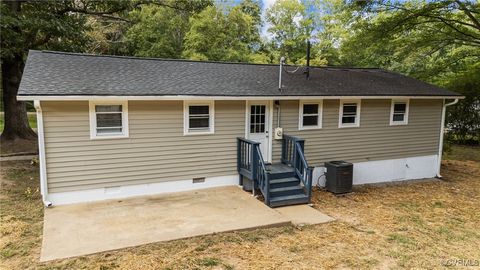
[[275, 205, 335, 226], [41, 186, 290, 261]]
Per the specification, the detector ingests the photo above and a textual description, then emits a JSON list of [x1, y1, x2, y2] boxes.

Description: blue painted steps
[[270, 194, 310, 208], [266, 163, 310, 208], [269, 177, 299, 188], [270, 185, 304, 197]]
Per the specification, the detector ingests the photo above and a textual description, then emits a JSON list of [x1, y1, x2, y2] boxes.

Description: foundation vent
[[192, 177, 206, 183]]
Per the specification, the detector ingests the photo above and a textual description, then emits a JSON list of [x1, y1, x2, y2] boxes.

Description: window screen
[[392, 102, 407, 122], [95, 105, 123, 134], [189, 105, 210, 129], [342, 103, 357, 124], [302, 104, 319, 127]]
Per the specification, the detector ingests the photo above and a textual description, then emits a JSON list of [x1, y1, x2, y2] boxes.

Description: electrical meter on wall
[[274, 127, 283, 140]]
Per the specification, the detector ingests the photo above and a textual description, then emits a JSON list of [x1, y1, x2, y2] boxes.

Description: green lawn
[[444, 144, 480, 162], [0, 114, 37, 132]]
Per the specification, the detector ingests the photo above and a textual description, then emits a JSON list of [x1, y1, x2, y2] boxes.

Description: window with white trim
[[184, 100, 214, 135], [339, 100, 361, 128], [299, 100, 322, 130], [89, 101, 129, 139], [390, 100, 409, 125]]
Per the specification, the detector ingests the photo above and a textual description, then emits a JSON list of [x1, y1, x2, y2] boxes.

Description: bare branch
[[455, 0, 480, 30], [86, 13, 131, 23], [435, 16, 480, 42], [380, 2, 480, 32]]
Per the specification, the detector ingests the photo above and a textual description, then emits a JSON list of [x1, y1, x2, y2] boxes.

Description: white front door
[[247, 102, 270, 162]]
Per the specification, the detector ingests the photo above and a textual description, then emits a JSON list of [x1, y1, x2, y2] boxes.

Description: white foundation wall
[[312, 155, 438, 187], [47, 175, 238, 205], [49, 155, 438, 205]]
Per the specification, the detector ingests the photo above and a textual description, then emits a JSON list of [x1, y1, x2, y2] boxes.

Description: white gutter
[[437, 98, 459, 178], [17, 95, 463, 101], [34, 100, 52, 207]]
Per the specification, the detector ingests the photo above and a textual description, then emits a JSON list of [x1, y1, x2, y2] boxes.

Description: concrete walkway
[[275, 205, 335, 226], [41, 186, 333, 261]]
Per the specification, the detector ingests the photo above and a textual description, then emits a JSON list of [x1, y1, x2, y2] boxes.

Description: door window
[[250, 105, 266, 133]]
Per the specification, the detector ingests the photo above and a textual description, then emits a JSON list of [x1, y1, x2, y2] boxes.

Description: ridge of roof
[[32, 50, 382, 71]]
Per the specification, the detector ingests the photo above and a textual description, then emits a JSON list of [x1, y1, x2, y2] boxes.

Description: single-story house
[[18, 50, 462, 207]]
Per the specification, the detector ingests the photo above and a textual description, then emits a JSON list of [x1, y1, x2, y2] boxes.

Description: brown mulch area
[[311, 159, 480, 268]]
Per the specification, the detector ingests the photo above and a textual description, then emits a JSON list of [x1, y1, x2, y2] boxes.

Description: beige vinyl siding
[[43, 98, 442, 193], [42, 100, 245, 193], [272, 99, 442, 165]]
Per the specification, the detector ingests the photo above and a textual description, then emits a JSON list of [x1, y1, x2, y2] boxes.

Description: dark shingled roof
[[18, 50, 461, 97]]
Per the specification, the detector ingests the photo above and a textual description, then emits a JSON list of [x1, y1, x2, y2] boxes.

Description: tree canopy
[[183, 4, 260, 61], [335, 0, 480, 143], [0, 0, 210, 141], [266, 0, 314, 64], [1, 0, 478, 144]]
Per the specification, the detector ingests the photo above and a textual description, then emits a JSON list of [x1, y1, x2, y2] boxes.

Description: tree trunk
[[1, 55, 37, 141]]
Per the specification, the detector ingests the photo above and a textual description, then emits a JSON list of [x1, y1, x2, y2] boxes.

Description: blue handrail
[[281, 134, 302, 166], [254, 146, 270, 204], [281, 135, 313, 202], [293, 141, 313, 199], [237, 137, 270, 205]]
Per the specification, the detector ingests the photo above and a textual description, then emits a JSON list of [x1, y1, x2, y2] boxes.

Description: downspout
[[34, 100, 52, 207], [276, 101, 281, 128], [436, 98, 459, 178]]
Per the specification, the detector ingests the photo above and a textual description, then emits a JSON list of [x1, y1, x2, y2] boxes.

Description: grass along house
[[18, 50, 462, 207]]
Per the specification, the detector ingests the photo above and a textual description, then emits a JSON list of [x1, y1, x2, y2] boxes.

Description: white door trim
[[245, 100, 273, 163], [268, 100, 273, 163]]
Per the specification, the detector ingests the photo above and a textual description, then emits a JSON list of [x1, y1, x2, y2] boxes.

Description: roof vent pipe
[[279, 57, 285, 91], [305, 40, 311, 80]]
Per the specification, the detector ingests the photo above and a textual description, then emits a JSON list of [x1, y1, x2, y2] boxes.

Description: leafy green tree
[[125, 5, 191, 58], [124, 1, 211, 58], [338, 0, 479, 72], [250, 39, 279, 64], [445, 64, 480, 145], [0, 0, 206, 142], [238, 0, 263, 51], [183, 2, 261, 62], [85, 17, 131, 55], [266, 0, 314, 64], [334, 0, 480, 143], [310, 0, 349, 65], [2, 0, 477, 146], [1, 1, 92, 141]]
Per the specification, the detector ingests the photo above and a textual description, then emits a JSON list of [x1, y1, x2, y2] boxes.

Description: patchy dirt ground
[[0, 138, 38, 156], [1, 147, 479, 269]]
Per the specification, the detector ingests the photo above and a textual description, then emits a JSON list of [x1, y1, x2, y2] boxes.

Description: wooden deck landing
[[266, 163, 294, 174]]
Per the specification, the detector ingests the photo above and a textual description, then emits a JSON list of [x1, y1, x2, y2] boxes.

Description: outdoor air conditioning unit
[[325, 161, 353, 194]]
